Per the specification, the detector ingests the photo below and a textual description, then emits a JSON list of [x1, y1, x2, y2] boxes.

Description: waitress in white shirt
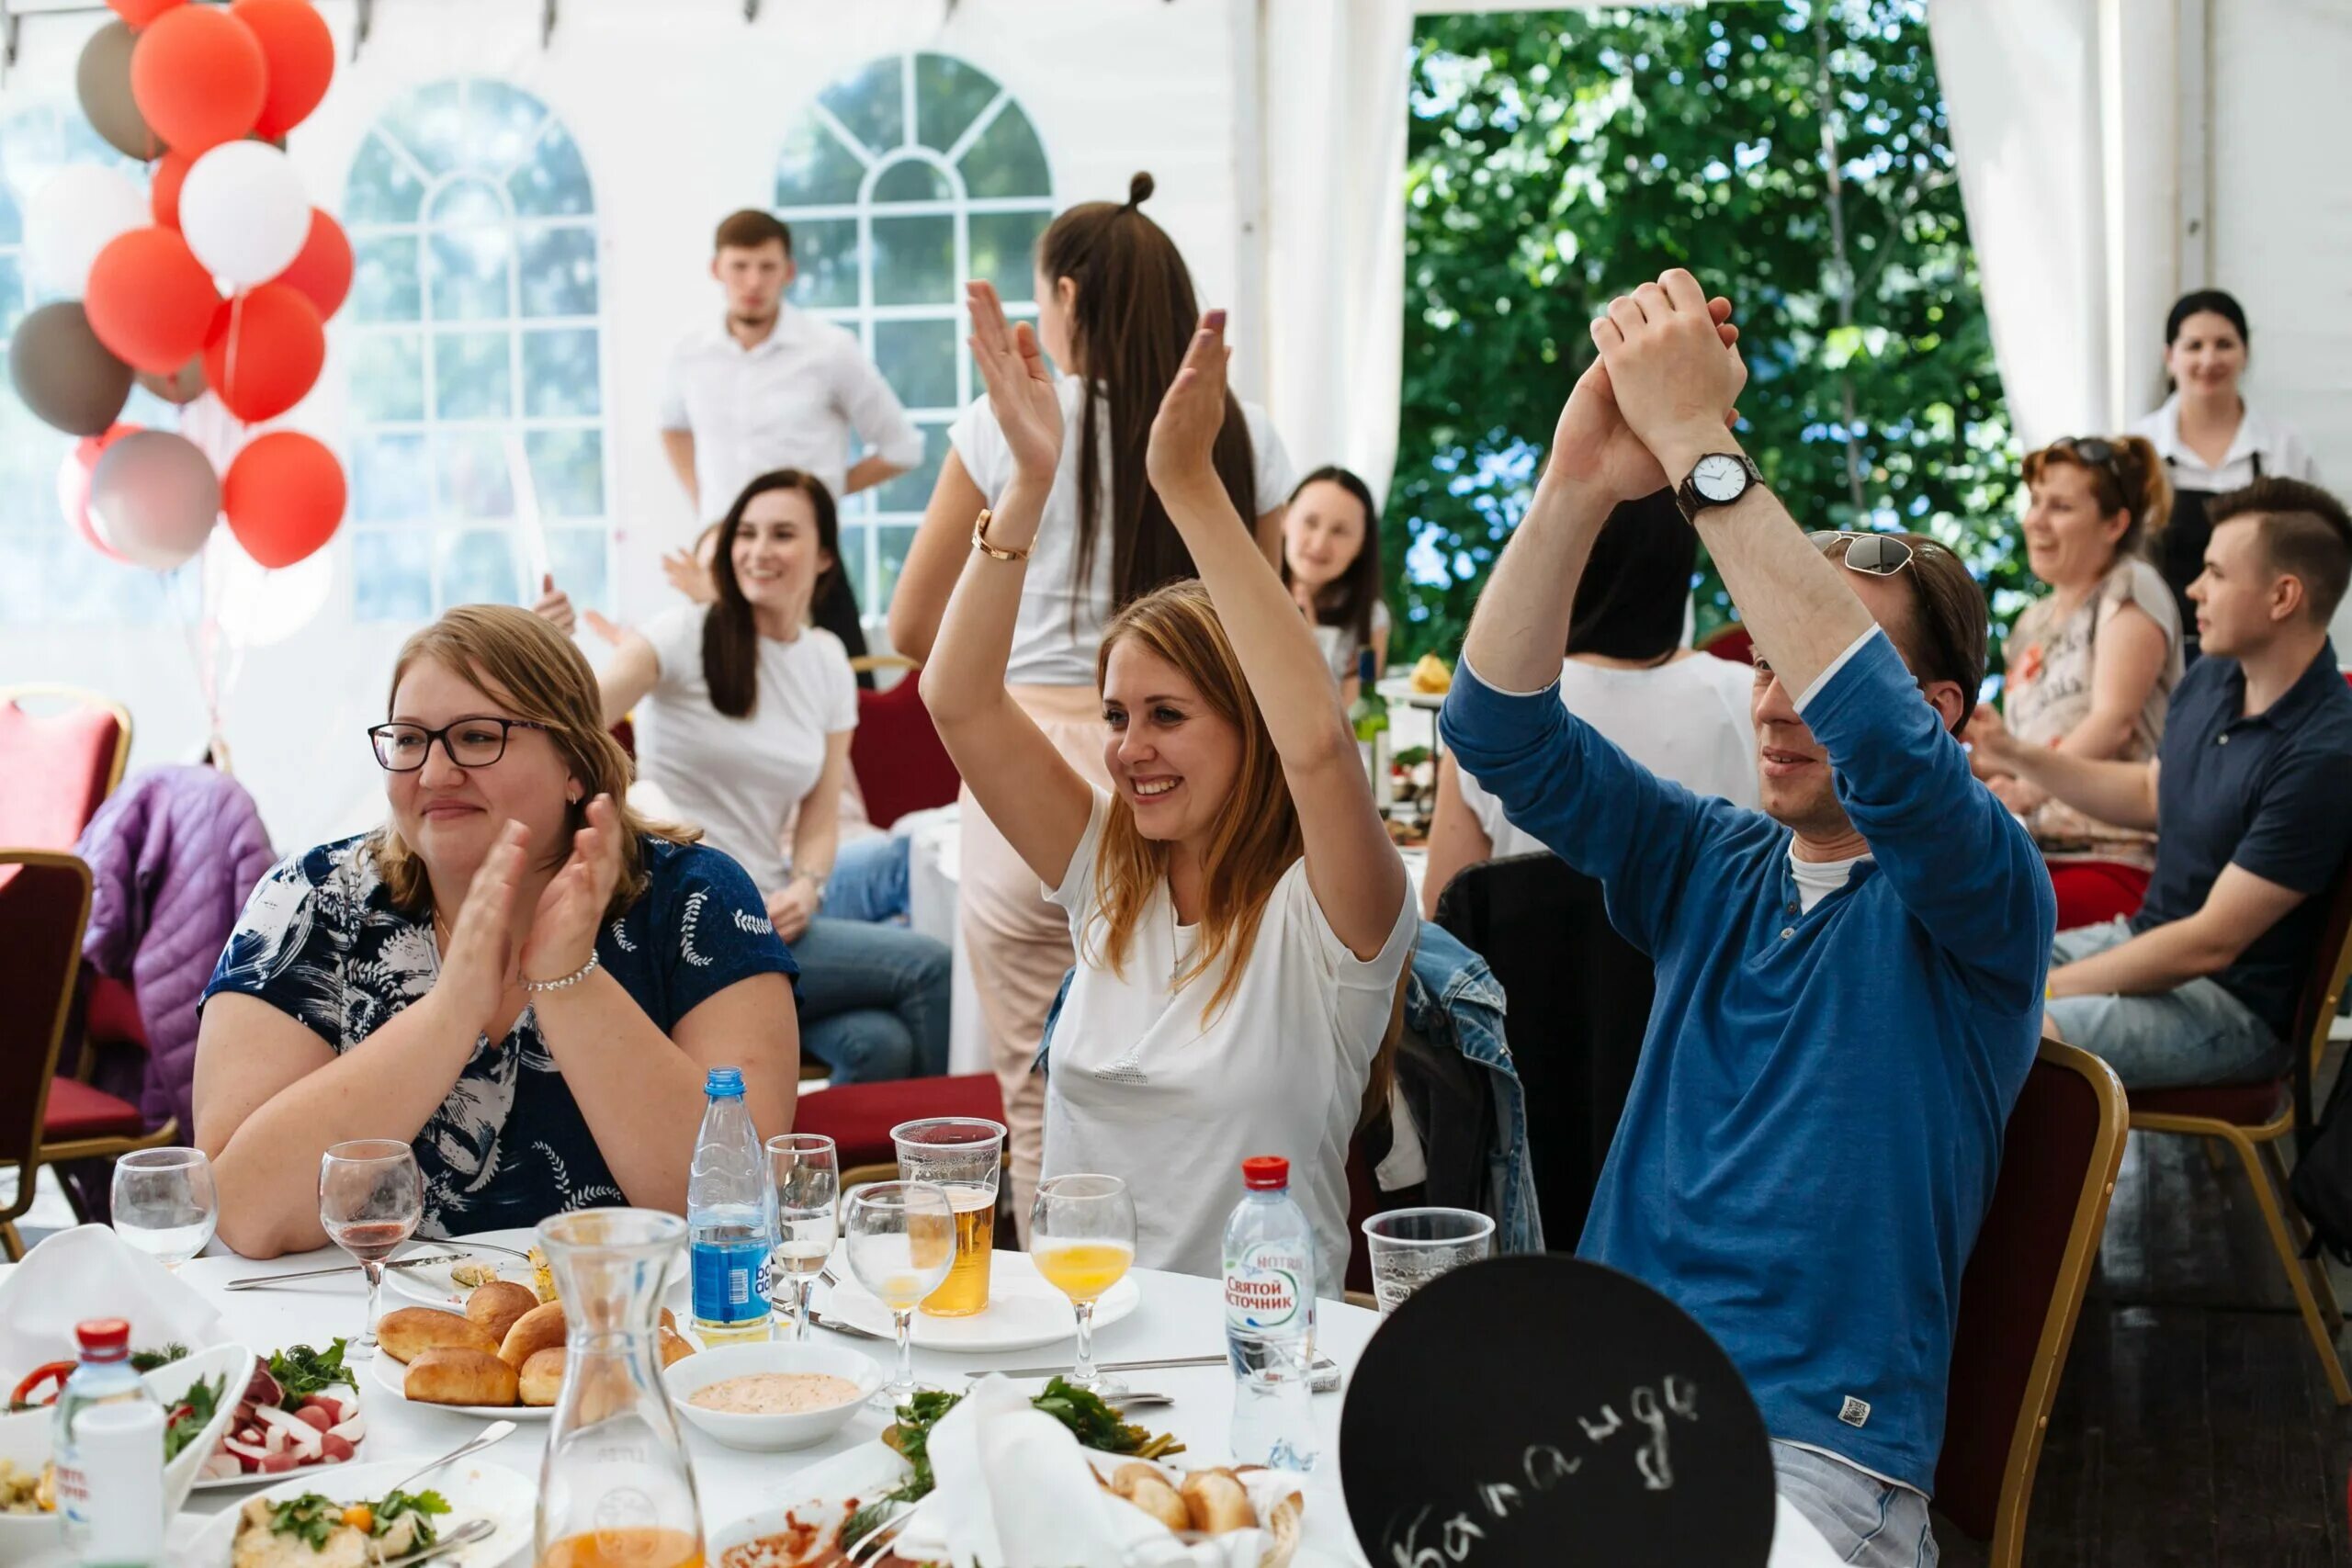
[[2131, 288, 2318, 658], [594, 470, 952, 1083], [889, 174, 1295, 1226]]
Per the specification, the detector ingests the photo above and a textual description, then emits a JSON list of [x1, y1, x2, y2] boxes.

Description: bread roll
[[659, 1307, 677, 1335], [404, 1348, 518, 1406], [1109, 1462, 1188, 1534], [498, 1301, 566, 1369], [657, 1327, 695, 1368], [377, 1306, 499, 1364], [466, 1280, 539, 1343], [517, 1348, 565, 1406], [1179, 1468, 1255, 1535]]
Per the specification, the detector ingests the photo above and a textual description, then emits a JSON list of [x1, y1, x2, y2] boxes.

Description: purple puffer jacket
[[75, 765, 276, 1137]]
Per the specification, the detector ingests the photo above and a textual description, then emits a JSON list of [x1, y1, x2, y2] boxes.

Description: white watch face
[[1691, 453, 1749, 502]]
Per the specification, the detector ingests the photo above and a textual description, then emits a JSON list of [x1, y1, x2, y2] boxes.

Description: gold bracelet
[[971, 507, 1031, 562]]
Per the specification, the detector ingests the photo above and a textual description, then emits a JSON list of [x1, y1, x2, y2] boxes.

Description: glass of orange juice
[[844, 1180, 956, 1408], [1030, 1173, 1136, 1394]]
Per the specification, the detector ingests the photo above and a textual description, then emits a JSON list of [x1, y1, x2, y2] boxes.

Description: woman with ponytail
[[590, 469, 952, 1083], [1977, 434, 2184, 928], [890, 174, 1296, 1224]]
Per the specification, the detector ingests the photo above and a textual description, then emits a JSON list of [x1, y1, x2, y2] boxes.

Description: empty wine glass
[[110, 1147, 217, 1269], [1030, 1174, 1136, 1394], [767, 1133, 839, 1343], [318, 1139, 423, 1359], [843, 1180, 954, 1409]]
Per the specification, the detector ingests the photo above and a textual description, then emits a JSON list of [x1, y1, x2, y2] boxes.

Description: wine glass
[[1029, 1174, 1136, 1394], [766, 1134, 839, 1343], [318, 1139, 423, 1359], [109, 1147, 217, 1269], [842, 1181, 954, 1409]]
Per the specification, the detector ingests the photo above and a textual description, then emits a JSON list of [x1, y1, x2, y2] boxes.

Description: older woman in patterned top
[[193, 605, 800, 1258]]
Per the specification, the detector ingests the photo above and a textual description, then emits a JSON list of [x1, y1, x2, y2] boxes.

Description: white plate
[[177, 1457, 534, 1568], [384, 1230, 546, 1310], [368, 1351, 550, 1423], [817, 1249, 1140, 1355], [190, 1377, 366, 1491]]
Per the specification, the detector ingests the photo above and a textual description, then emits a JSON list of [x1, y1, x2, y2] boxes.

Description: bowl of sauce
[[662, 1341, 883, 1451]]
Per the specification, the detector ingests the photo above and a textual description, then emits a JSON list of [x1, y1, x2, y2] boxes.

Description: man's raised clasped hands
[[1544, 268, 1747, 507]]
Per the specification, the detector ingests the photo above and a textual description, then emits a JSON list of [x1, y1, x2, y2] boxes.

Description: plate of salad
[[183, 1460, 531, 1568], [190, 1342, 368, 1488]]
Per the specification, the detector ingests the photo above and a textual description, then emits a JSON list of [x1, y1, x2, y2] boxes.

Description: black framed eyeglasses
[[1807, 530, 1950, 578], [368, 717, 549, 773]]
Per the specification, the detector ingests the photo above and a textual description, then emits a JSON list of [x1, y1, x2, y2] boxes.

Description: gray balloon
[[9, 300, 133, 436], [76, 21, 161, 163], [88, 430, 220, 571]]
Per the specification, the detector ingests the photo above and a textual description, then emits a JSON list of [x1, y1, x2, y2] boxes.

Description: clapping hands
[[1550, 271, 1745, 503], [1587, 268, 1750, 482]]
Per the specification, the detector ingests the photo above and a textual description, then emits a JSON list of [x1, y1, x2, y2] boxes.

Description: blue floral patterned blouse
[[201, 832, 795, 1236]]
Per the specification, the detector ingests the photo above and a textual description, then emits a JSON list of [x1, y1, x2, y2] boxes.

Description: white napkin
[[901, 1375, 1296, 1568], [0, 1224, 227, 1375]]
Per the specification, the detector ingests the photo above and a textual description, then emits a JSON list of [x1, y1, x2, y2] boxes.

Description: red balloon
[[229, 0, 333, 140], [272, 209, 352, 320], [222, 431, 344, 568], [151, 150, 192, 229], [130, 7, 266, 154], [108, 0, 185, 27], [85, 227, 220, 374], [202, 284, 324, 423], [62, 423, 144, 562]]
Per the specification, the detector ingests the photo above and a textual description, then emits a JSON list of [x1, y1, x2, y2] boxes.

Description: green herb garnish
[[130, 1344, 189, 1374], [373, 1489, 450, 1551], [268, 1341, 356, 1408], [161, 1374, 224, 1463], [267, 1495, 341, 1551]]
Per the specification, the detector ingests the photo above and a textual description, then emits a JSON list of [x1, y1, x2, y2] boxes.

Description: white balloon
[[25, 164, 147, 295], [202, 523, 334, 648], [178, 142, 310, 289]]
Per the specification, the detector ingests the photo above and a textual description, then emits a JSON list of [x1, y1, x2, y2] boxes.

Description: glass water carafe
[[534, 1209, 703, 1568]]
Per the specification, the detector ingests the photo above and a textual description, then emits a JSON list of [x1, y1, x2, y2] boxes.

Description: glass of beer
[[1031, 1174, 1136, 1394], [891, 1116, 1006, 1317]]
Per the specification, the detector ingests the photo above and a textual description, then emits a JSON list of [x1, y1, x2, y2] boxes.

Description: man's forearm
[[2051, 918, 2233, 998], [842, 454, 907, 497], [1460, 476, 1613, 693], [1994, 745, 2159, 832]]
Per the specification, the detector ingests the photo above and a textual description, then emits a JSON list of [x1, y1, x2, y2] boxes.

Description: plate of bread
[[367, 1280, 697, 1417]]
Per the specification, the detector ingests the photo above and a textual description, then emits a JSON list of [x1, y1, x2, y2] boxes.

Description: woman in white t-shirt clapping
[[922, 283, 1413, 1280], [1281, 466, 1390, 706], [1421, 490, 1758, 917], [594, 471, 951, 1083]]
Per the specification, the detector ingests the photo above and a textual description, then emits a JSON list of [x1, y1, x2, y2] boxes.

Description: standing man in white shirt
[[659, 209, 925, 526]]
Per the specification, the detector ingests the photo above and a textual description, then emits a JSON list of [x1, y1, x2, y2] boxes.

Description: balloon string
[[223, 288, 246, 410], [164, 561, 227, 756]]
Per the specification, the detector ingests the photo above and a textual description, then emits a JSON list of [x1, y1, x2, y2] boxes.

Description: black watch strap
[[1673, 453, 1765, 522]]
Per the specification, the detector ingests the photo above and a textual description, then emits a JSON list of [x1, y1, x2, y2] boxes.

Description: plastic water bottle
[[688, 1066, 772, 1345], [1223, 1156, 1319, 1472], [51, 1318, 162, 1554], [69, 1402, 164, 1568]]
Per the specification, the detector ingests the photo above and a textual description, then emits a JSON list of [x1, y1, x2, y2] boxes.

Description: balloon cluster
[[10, 0, 349, 571]]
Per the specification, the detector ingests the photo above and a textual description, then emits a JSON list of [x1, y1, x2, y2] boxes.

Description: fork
[[842, 1502, 916, 1565]]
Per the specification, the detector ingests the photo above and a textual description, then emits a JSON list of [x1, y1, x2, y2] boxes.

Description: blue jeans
[[1771, 1442, 1938, 1567], [790, 915, 951, 1083], [822, 836, 910, 924], [2043, 917, 2284, 1089]]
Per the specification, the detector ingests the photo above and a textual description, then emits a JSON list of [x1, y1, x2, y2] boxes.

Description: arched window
[[773, 52, 1053, 613], [0, 106, 173, 626], [343, 79, 607, 622]]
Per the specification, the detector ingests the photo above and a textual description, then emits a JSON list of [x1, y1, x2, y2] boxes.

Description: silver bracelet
[[521, 951, 602, 994]]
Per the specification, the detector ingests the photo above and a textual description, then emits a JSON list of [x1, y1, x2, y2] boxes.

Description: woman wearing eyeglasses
[[1978, 434, 2183, 930], [191, 605, 800, 1258]]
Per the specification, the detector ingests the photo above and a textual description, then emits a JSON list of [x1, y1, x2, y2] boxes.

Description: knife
[[224, 1254, 471, 1291], [990, 1353, 1342, 1388]]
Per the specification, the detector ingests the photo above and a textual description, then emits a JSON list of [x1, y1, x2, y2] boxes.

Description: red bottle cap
[[1241, 1156, 1290, 1190], [74, 1318, 131, 1357]]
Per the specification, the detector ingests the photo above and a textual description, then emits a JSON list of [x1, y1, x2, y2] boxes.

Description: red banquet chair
[[1697, 622, 1753, 667], [793, 1073, 1007, 1191], [0, 684, 132, 851], [845, 656, 959, 830]]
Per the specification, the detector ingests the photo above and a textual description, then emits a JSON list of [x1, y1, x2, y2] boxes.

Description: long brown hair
[[702, 468, 857, 717], [1039, 173, 1260, 621], [1279, 465, 1384, 654], [1086, 580, 1300, 1023], [373, 605, 691, 923]]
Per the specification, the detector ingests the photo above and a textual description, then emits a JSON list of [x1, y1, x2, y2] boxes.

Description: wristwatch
[[1673, 453, 1765, 521]]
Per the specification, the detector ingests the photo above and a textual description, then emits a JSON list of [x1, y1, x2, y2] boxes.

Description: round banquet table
[[0, 1245, 1844, 1566]]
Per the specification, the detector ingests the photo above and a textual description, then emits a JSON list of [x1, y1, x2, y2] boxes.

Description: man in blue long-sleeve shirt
[[1441, 271, 2052, 1568]]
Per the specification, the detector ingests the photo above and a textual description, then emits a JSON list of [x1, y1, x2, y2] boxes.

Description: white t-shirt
[[1041, 789, 1418, 1281], [2129, 393, 2318, 493], [1312, 599, 1393, 686], [630, 605, 858, 893], [658, 312, 923, 524], [950, 378, 1298, 687], [1458, 653, 1760, 859]]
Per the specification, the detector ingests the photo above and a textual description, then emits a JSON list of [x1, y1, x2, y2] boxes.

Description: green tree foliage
[[1392, 1, 2028, 678]]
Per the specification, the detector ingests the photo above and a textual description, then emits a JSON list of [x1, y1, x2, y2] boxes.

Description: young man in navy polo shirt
[[1973, 478, 2352, 1087], [1442, 269, 2052, 1567]]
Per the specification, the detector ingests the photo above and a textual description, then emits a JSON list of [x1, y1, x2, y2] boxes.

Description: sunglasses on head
[[1806, 530, 1950, 578], [2047, 435, 2120, 470]]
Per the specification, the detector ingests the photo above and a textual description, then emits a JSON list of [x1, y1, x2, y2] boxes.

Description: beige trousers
[[957, 683, 1110, 1242]]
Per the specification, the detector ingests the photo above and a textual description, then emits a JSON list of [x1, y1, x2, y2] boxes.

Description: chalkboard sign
[[1339, 1254, 1776, 1567]]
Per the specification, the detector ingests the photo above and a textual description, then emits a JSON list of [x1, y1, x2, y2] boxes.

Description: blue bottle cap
[[704, 1066, 745, 1099]]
